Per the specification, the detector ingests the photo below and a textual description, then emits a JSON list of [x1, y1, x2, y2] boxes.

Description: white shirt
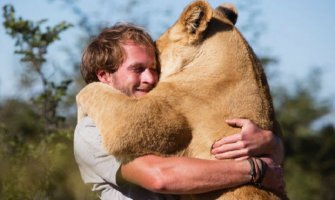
[[74, 117, 177, 200]]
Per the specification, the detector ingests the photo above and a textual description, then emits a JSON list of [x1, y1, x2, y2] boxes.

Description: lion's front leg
[[76, 82, 192, 163], [76, 82, 122, 122]]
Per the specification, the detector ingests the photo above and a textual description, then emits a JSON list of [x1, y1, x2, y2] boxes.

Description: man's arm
[[120, 155, 284, 195], [120, 155, 251, 194], [120, 118, 285, 195]]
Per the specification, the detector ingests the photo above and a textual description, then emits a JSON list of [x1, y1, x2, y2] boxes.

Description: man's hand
[[211, 118, 284, 164]]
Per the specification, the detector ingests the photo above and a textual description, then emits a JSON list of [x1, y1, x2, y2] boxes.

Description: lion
[[76, 0, 285, 199]]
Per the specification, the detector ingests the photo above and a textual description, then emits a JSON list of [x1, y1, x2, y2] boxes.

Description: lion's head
[[156, 0, 259, 83]]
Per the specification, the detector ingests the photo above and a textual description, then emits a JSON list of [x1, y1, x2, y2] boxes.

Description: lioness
[[77, 0, 284, 199]]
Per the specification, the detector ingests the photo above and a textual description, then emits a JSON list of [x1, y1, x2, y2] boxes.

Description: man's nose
[[142, 69, 157, 84]]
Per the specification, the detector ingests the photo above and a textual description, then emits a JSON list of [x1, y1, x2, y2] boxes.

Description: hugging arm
[[76, 82, 192, 162], [120, 155, 251, 194], [120, 119, 285, 196], [120, 154, 285, 195]]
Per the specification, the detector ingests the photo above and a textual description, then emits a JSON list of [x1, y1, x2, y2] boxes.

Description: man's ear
[[215, 3, 238, 25], [178, 0, 212, 44], [96, 70, 113, 84]]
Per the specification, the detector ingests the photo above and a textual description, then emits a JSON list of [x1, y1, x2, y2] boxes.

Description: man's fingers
[[212, 140, 243, 154], [212, 133, 243, 148], [214, 148, 249, 160]]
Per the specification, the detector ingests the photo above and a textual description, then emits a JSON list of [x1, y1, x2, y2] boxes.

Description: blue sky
[[1, 0, 334, 123]]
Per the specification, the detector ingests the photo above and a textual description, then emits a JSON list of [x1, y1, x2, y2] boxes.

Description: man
[[74, 23, 284, 200]]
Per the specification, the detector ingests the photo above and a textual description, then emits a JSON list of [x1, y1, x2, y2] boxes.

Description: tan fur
[[77, 0, 284, 199]]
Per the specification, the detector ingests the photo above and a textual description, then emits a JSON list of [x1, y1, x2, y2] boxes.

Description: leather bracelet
[[255, 158, 268, 187], [247, 157, 256, 183]]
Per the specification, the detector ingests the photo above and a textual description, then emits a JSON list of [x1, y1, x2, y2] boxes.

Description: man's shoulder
[[75, 116, 99, 134], [77, 116, 96, 128], [75, 117, 102, 145]]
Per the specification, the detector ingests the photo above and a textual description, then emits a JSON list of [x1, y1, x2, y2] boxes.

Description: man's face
[[99, 42, 158, 97]]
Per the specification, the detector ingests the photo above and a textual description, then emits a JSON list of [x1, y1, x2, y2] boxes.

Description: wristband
[[255, 158, 268, 187], [247, 157, 256, 183]]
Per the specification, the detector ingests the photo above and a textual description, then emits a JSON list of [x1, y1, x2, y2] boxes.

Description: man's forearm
[[120, 155, 251, 194]]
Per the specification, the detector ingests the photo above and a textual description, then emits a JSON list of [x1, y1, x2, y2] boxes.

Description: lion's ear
[[215, 3, 238, 25], [178, 0, 212, 44]]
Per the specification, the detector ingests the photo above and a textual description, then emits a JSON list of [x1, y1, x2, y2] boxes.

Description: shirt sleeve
[[74, 117, 178, 200], [74, 117, 121, 185]]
